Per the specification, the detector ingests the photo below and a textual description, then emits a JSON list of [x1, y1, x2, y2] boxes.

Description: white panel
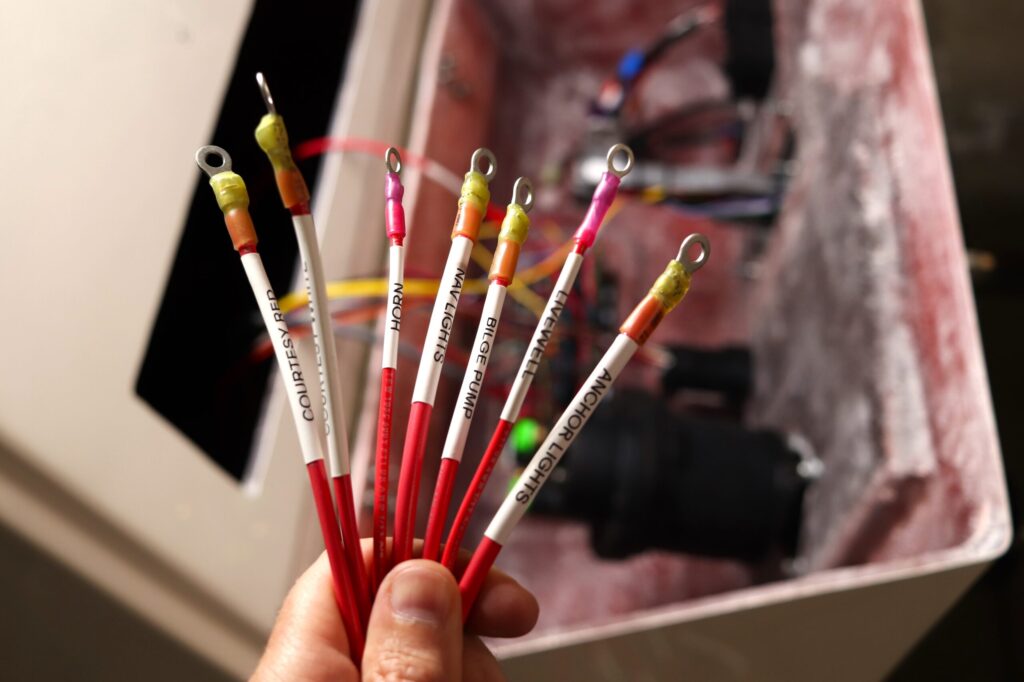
[[0, 0, 431, 676]]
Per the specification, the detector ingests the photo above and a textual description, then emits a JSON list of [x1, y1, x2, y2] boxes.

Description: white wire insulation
[[410, 235, 474, 405], [485, 333, 639, 545], [292, 213, 351, 477], [382, 243, 405, 370], [500, 251, 584, 421], [440, 283, 508, 462], [240, 252, 324, 465]]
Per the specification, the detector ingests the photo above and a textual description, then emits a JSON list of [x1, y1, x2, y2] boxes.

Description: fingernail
[[390, 564, 452, 625]]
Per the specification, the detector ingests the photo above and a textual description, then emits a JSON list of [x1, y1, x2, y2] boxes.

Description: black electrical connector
[[661, 345, 753, 414], [529, 390, 812, 562], [724, 0, 776, 101]]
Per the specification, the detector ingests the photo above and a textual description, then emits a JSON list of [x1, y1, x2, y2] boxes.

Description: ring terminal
[[620, 232, 710, 344], [606, 143, 635, 178], [574, 143, 634, 251], [194, 145, 257, 252], [385, 146, 403, 175], [451, 148, 497, 242], [195, 145, 232, 177], [490, 178, 533, 285], [471, 147, 498, 182], [384, 147, 407, 244], [512, 176, 534, 213], [677, 233, 710, 274]]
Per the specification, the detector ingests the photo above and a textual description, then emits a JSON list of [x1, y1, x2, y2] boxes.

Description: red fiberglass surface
[[355, 0, 1003, 640]]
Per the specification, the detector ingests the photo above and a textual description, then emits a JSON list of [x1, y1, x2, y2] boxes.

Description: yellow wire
[[506, 277, 549, 317], [277, 209, 614, 320], [517, 239, 574, 284], [477, 222, 500, 240], [540, 219, 564, 246], [280, 277, 489, 315], [470, 242, 549, 318]]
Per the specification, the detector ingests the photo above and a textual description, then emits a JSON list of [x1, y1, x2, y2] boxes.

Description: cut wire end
[[255, 72, 277, 115], [195, 145, 232, 178], [676, 233, 710, 274]]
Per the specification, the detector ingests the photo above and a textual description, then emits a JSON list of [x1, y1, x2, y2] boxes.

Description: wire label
[[513, 365, 613, 505], [302, 258, 330, 433], [520, 288, 569, 380], [460, 315, 498, 419], [432, 267, 466, 363], [389, 281, 404, 332], [268, 290, 315, 422]]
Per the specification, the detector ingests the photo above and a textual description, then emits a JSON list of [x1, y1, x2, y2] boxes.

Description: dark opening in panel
[[136, 1, 360, 480]]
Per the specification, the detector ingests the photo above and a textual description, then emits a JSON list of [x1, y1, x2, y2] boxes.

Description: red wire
[[299, 195, 373, 624], [372, 367, 397, 589], [238, 243, 364, 655], [333, 473, 372, 627], [306, 460, 365, 659], [441, 418, 514, 571], [295, 137, 429, 171], [422, 458, 459, 561], [392, 401, 433, 565], [293, 136, 506, 223], [459, 536, 503, 621], [485, 201, 508, 224]]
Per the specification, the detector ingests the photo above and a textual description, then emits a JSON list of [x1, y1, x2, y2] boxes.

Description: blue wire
[[617, 49, 646, 83]]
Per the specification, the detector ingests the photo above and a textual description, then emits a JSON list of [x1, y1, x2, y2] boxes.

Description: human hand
[[251, 542, 539, 681]]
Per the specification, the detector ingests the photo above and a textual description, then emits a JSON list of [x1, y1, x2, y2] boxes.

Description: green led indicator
[[511, 417, 542, 454]]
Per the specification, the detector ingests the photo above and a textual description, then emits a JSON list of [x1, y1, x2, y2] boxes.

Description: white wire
[[382, 243, 405, 370], [440, 283, 508, 463], [500, 251, 585, 421], [240, 252, 324, 465], [292, 213, 351, 477], [410, 236, 474, 405], [485, 333, 639, 545]]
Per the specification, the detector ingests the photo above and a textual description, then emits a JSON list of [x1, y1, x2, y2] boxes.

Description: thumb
[[363, 560, 462, 682]]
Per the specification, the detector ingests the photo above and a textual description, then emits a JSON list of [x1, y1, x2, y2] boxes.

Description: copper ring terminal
[[607, 143, 634, 178], [512, 177, 534, 213], [195, 145, 232, 178], [677, 233, 710, 273], [471, 147, 498, 182], [386, 146, 403, 174]]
